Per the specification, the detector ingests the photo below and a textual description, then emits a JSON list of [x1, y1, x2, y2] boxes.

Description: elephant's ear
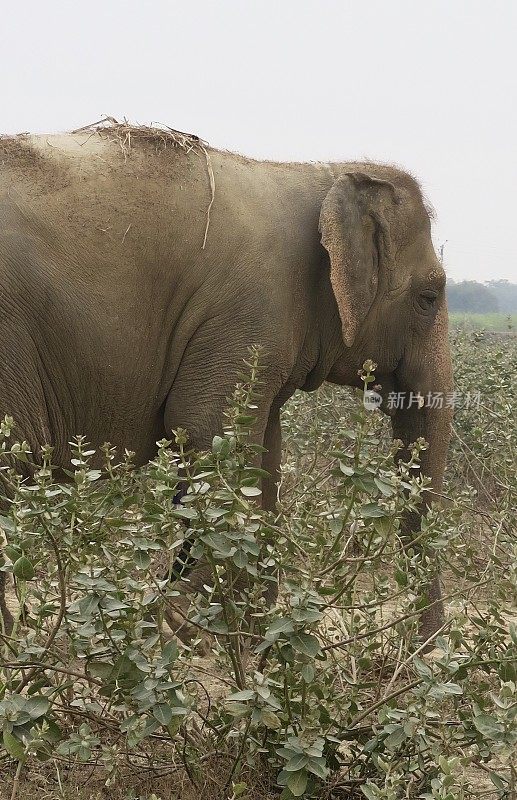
[[319, 172, 397, 348]]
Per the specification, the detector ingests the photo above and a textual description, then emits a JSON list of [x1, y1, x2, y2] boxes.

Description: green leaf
[[489, 771, 508, 790], [211, 435, 226, 455], [77, 594, 101, 617], [339, 462, 355, 476], [152, 704, 173, 725], [413, 656, 433, 678], [88, 662, 114, 681], [509, 623, 517, 645], [240, 486, 262, 497], [235, 414, 257, 426], [3, 545, 21, 562], [329, 517, 343, 536], [12, 555, 35, 580], [473, 714, 503, 737], [265, 617, 295, 640], [394, 567, 408, 587], [284, 754, 308, 771], [172, 506, 197, 520], [0, 515, 16, 532], [306, 756, 329, 780], [373, 516, 392, 536], [360, 503, 386, 518], [232, 549, 248, 568], [3, 730, 26, 762], [286, 769, 308, 797], [100, 597, 129, 612], [260, 709, 281, 729], [301, 664, 314, 682], [25, 696, 50, 720], [200, 532, 235, 557], [374, 477, 394, 496], [384, 725, 407, 750], [161, 640, 179, 664], [225, 702, 249, 717], [133, 551, 151, 569], [226, 690, 255, 702], [42, 720, 62, 743], [290, 632, 321, 657], [433, 681, 463, 696]]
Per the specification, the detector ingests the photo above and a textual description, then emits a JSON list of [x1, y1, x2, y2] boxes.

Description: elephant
[[0, 123, 453, 641]]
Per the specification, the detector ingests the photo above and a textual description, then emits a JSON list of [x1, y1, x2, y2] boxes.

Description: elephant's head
[[319, 169, 453, 639]]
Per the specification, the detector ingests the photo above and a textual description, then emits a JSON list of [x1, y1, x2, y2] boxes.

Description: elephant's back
[[0, 123, 320, 280], [0, 125, 204, 186], [0, 131, 115, 196], [0, 126, 216, 271]]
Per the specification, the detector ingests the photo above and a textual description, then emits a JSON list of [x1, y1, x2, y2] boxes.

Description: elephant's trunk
[[391, 309, 453, 642], [391, 402, 453, 638]]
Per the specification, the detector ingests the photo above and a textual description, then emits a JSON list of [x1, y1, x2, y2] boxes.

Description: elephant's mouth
[[379, 360, 435, 417]]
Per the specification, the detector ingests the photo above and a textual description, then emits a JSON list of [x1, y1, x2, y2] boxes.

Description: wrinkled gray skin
[[0, 129, 453, 640]]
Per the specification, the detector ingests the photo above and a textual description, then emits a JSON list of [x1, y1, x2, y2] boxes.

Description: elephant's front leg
[[256, 402, 284, 611], [160, 351, 284, 646], [261, 402, 282, 513]]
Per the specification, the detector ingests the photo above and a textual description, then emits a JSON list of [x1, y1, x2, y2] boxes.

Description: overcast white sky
[[2, 0, 516, 282]]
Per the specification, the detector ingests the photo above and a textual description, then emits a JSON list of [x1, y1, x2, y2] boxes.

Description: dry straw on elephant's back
[[72, 116, 216, 248], [71, 115, 205, 159]]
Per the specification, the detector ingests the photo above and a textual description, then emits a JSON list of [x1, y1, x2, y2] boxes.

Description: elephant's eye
[[418, 289, 439, 312]]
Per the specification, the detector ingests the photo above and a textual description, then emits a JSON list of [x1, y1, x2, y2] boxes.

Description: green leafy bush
[[0, 339, 515, 800]]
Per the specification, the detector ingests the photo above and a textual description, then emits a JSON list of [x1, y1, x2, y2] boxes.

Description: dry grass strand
[[70, 116, 203, 157]]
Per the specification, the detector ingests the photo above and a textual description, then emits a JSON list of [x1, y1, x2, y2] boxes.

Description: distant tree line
[[446, 279, 517, 313]]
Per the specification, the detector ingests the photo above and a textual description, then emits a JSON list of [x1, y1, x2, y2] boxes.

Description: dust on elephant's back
[[0, 126, 213, 275]]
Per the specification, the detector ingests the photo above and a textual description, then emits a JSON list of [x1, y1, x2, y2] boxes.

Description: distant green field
[[449, 312, 517, 331]]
